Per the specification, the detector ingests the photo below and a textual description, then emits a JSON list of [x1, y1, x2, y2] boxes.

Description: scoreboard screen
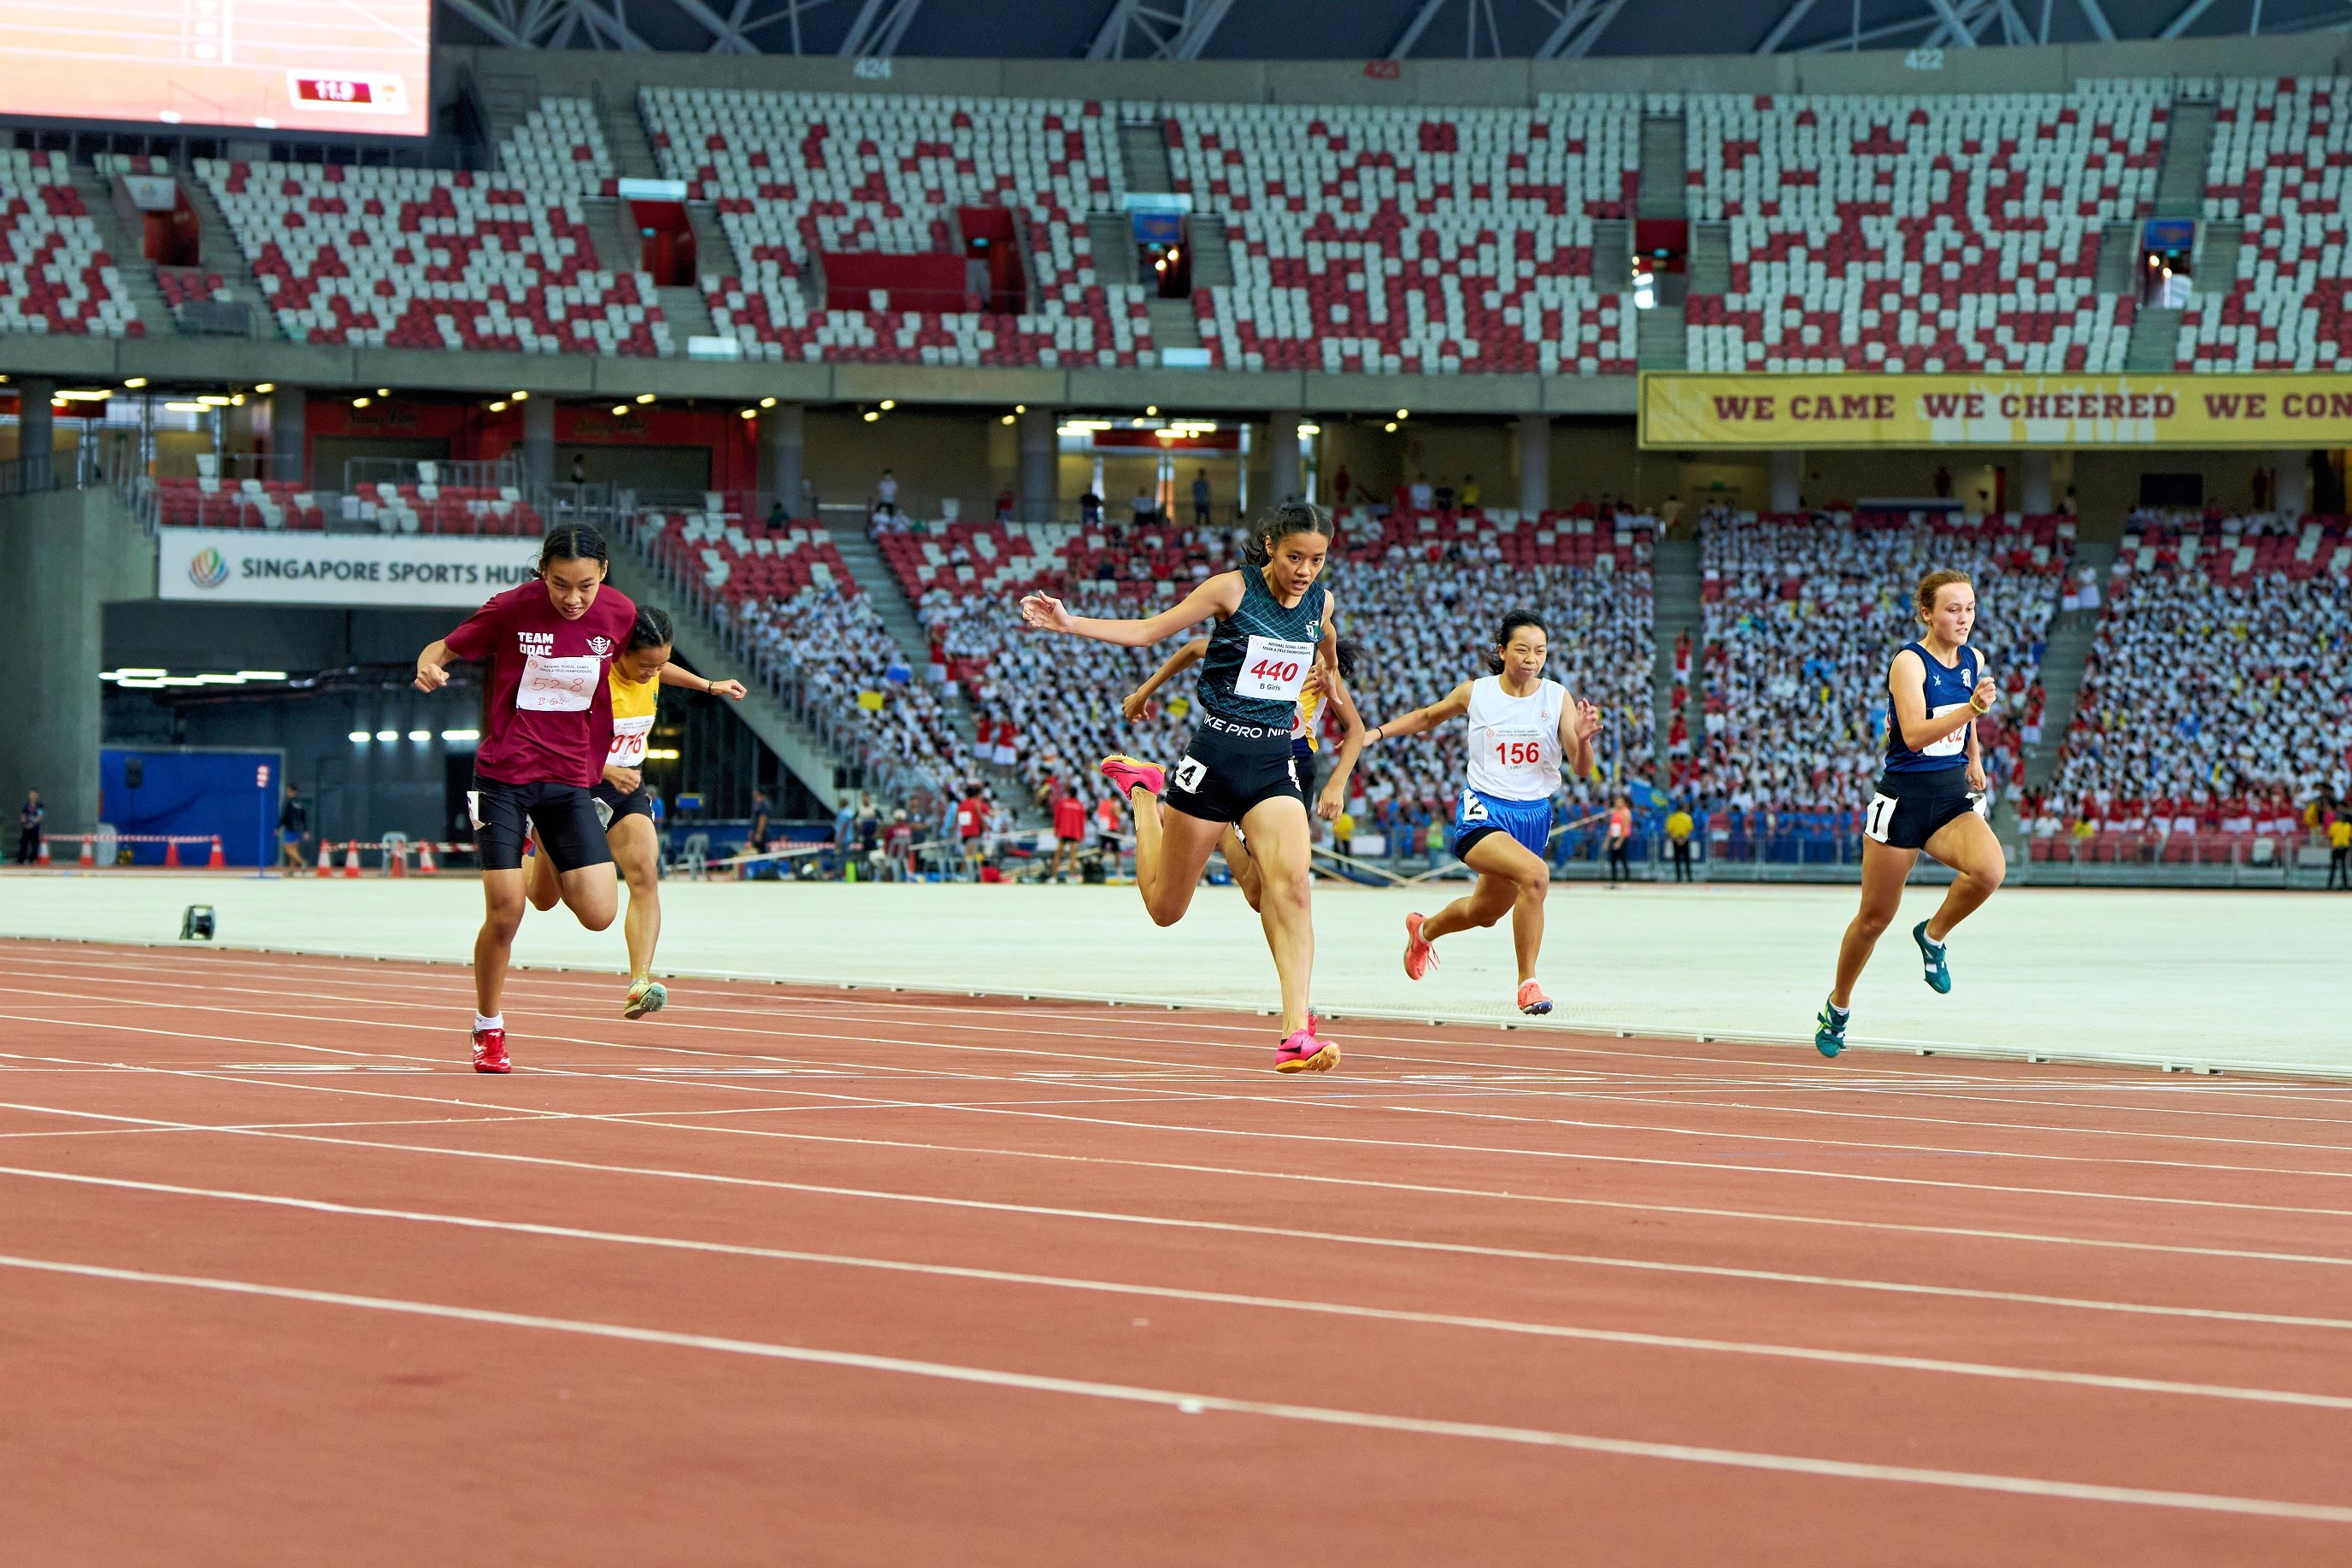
[[0, 1, 432, 138]]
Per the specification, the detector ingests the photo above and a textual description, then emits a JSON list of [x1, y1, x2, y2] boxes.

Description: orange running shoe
[[1516, 980, 1554, 1017], [1275, 1027, 1339, 1073], [1098, 755, 1166, 801], [1402, 913, 1438, 980]]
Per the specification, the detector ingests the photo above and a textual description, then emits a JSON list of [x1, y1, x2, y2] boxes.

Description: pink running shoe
[[1275, 1028, 1339, 1073], [471, 1026, 510, 1074], [1098, 754, 1166, 801], [1402, 913, 1438, 981], [1516, 980, 1555, 1017]]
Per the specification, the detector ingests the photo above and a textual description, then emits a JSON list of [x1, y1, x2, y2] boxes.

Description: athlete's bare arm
[[1125, 637, 1208, 719], [413, 638, 457, 692], [1556, 689, 1602, 778], [1367, 679, 1476, 743], [1021, 573, 1242, 648], [1313, 599, 1367, 819], [658, 663, 746, 700], [1890, 648, 1996, 752]]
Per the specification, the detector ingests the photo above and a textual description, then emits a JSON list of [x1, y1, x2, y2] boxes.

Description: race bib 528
[[518, 653, 602, 713]]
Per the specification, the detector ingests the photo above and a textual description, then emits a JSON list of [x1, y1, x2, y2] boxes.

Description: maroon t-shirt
[[443, 579, 638, 787]]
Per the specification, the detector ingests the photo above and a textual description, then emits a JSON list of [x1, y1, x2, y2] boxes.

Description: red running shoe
[[1097, 754, 1166, 801], [1275, 1028, 1339, 1073], [1402, 913, 1439, 981], [471, 1026, 510, 1074]]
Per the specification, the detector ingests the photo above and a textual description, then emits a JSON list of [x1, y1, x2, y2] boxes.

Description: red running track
[[3, 939, 2350, 1565]]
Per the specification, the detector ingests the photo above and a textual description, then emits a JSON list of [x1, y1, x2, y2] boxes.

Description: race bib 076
[[608, 714, 655, 766], [1233, 636, 1316, 704], [517, 653, 601, 713]]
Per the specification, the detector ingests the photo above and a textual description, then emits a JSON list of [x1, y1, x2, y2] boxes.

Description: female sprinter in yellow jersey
[[527, 606, 744, 1019], [1021, 501, 1365, 1072], [1365, 611, 1601, 1014]]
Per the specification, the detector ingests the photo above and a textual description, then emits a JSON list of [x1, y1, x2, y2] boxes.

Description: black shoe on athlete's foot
[[1913, 920, 1952, 995], [1813, 1000, 1848, 1059]]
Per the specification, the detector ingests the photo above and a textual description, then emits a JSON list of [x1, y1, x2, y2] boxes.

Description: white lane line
[[5, 1252, 2350, 1525], [11, 1099, 2352, 1330], [8, 1162, 2351, 1412], [13, 991, 2350, 1221]]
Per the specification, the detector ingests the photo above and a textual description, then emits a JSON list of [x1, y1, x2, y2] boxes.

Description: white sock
[[473, 1013, 503, 1033], [1827, 1001, 1849, 1019]]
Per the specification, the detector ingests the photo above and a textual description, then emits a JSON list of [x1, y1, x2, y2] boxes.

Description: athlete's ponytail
[[538, 523, 610, 576], [1243, 500, 1329, 567], [627, 604, 674, 652], [1484, 610, 1549, 673]]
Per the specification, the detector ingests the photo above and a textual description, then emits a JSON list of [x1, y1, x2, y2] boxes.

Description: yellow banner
[[1639, 373, 2352, 449]]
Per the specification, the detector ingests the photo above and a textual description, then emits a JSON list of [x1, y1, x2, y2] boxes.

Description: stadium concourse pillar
[[1516, 414, 1549, 516], [521, 396, 555, 490], [1269, 416, 1301, 504], [0, 486, 153, 836], [2276, 450, 2309, 515], [2021, 449, 2054, 515], [15, 377, 54, 490], [1769, 449, 1802, 513], [268, 385, 305, 482], [1017, 407, 1057, 522], [765, 402, 805, 515]]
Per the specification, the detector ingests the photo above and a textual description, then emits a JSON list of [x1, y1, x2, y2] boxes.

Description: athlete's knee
[[1973, 855, 2008, 895], [1517, 860, 1550, 896], [525, 877, 562, 913], [573, 898, 618, 933], [1849, 907, 1894, 941]]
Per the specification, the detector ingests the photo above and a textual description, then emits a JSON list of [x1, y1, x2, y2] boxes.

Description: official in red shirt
[[414, 525, 636, 1072], [1050, 787, 1086, 881]]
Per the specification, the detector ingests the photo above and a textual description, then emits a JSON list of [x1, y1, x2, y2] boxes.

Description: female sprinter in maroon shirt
[[414, 525, 636, 1072]]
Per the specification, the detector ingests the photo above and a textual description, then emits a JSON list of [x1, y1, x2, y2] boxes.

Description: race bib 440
[[1234, 636, 1316, 704]]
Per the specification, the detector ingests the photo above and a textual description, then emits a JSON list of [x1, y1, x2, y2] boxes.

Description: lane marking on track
[[12, 988, 2352, 1214], [5, 1251, 2351, 1524], [8, 1161, 2352, 1409], [11, 1099, 2352, 1332]]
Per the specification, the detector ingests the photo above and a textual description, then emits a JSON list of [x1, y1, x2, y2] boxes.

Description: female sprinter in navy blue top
[[1364, 611, 1601, 1016], [1020, 502, 1365, 1072], [1814, 568, 2007, 1057]]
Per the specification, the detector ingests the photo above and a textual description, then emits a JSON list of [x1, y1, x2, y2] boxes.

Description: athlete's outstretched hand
[[1970, 677, 1999, 714], [1572, 699, 1603, 742], [709, 678, 747, 701], [414, 656, 449, 694], [1020, 593, 1075, 633], [1120, 690, 1149, 721]]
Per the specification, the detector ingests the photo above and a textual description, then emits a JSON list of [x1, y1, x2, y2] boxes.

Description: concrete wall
[[1, 487, 157, 835]]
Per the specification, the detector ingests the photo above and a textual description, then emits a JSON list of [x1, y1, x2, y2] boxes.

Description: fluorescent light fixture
[[635, 392, 656, 404], [759, 396, 777, 408], [510, 391, 527, 400], [879, 398, 895, 411], [1001, 414, 1015, 426], [196, 394, 232, 407], [353, 396, 371, 408], [1297, 423, 1321, 437], [235, 671, 288, 681], [158, 676, 208, 687], [862, 410, 879, 422], [408, 729, 431, 741], [1396, 408, 1409, 420], [116, 678, 168, 689], [439, 728, 479, 742], [163, 402, 207, 413], [1145, 405, 1158, 415], [113, 667, 166, 678], [349, 731, 372, 743], [230, 393, 246, 407], [123, 377, 148, 389], [611, 404, 628, 416], [1067, 420, 1113, 432], [738, 408, 756, 420], [56, 389, 110, 402], [374, 729, 397, 741], [1384, 421, 1397, 432], [375, 388, 390, 397], [644, 748, 682, 761], [192, 672, 247, 684], [488, 401, 508, 413], [254, 382, 274, 394]]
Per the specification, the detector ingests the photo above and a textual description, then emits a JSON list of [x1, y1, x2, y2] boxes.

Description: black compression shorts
[[469, 776, 613, 873], [1165, 716, 1307, 825], [1863, 769, 1984, 852]]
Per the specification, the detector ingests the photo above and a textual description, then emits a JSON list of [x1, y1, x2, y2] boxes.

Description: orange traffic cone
[[164, 838, 181, 868], [35, 838, 50, 866], [78, 837, 95, 867], [418, 841, 439, 874], [388, 841, 407, 878], [342, 840, 362, 878], [207, 837, 226, 869], [316, 842, 335, 878]]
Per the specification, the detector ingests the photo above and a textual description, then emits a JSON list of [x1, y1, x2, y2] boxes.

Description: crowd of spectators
[[2036, 509, 2352, 851], [1687, 511, 2067, 823]]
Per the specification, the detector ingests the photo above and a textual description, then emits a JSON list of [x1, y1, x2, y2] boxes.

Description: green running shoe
[[1813, 999, 1849, 1059], [1913, 920, 1952, 995]]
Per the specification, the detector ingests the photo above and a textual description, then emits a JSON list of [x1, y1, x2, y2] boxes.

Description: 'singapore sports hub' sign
[[1638, 373, 2352, 449]]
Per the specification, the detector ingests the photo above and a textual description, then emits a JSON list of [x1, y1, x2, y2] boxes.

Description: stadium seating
[[641, 89, 1152, 367], [1691, 511, 2069, 813], [498, 97, 615, 198], [0, 150, 139, 338], [641, 500, 855, 602], [2179, 77, 2352, 371], [1685, 86, 2164, 373], [2044, 511, 2352, 837], [1168, 97, 1638, 374], [150, 476, 326, 530], [155, 269, 230, 308], [193, 157, 667, 355]]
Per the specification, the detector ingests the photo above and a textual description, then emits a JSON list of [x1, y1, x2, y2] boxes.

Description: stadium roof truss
[[434, 0, 2352, 57]]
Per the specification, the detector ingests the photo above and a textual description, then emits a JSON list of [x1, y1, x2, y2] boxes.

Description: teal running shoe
[[1913, 920, 1952, 995], [1814, 1000, 1848, 1059]]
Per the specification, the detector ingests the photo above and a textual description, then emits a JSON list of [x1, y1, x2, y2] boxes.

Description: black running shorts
[[591, 779, 656, 829], [469, 776, 613, 873], [1165, 715, 1307, 825], [1862, 769, 1985, 852]]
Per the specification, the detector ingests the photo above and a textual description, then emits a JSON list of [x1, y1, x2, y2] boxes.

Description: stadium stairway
[[1188, 214, 1232, 289], [599, 89, 664, 185], [1649, 535, 1702, 790], [821, 520, 1041, 821], [68, 169, 166, 339], [179, 173, 278, 338], [1118, 119, 1175, 193], [2126, 304, 2183, 371], [1687, 221, 1730, 294], [2153, 98, 2217, 220], [1637, 113, 1686, 220], [616, 536, 841, 804], [2192, 220, 2243, 292], [1147, 298, 1202, 350], [2095, 223, 2142, 295], [1086, 214, 1137, 285], [2021, 538, 2116, 797]]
